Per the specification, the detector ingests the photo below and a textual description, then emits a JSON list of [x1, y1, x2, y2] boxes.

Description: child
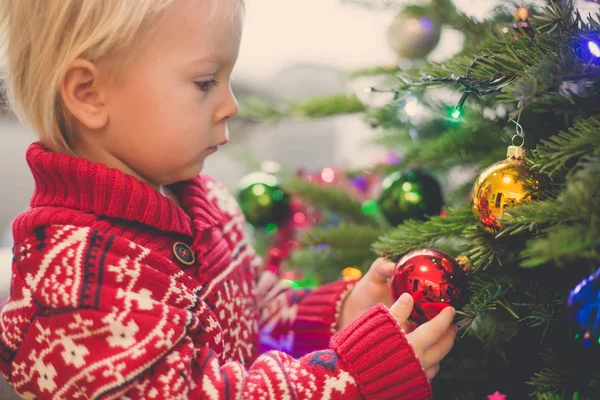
[[0, 0, 458, 398]]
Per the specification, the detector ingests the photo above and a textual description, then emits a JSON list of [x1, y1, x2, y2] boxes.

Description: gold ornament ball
[[387, 12, 441, 59], [471, 147, 542, 233]]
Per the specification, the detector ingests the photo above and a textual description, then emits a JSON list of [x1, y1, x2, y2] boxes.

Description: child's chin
[[162, 163, 205, 185], [184, 160, 205, 179]]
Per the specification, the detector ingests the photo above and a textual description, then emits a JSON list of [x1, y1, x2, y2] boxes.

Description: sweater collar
[[26, 142, 221, 236]]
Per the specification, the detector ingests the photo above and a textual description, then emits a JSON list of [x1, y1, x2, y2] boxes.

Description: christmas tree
[[238, 1, 600, 398]]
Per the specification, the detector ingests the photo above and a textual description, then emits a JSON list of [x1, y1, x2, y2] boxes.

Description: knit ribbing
[[25, 143, 195, 236], [331, 304, 432, 399]]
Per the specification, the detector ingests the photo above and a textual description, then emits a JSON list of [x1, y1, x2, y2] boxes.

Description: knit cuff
[[290, 280, 356, 357], [330, 304, 431, 400]]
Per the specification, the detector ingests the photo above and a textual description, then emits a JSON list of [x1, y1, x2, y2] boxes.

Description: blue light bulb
[[588, 40, 600, 57], [419, 17, 433, 31]]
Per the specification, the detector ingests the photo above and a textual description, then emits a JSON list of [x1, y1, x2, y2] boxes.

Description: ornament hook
[[511, 134, 525, 147], [510, 109, 525, 147]]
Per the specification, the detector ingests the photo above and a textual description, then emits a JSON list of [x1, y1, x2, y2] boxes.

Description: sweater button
[[173, 242, 195, 266]]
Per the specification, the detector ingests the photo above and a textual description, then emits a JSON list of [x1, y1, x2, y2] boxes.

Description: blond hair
[[0, 0, 243, 154]]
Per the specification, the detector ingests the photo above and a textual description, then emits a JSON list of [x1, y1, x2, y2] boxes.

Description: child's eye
[[195, 79, 219, 92]]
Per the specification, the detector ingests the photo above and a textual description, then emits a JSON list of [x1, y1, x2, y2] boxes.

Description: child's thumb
[[389, 293, 414, 326]]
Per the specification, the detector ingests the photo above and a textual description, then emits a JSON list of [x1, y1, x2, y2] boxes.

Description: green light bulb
[[265, 223, 278, 234], [361, 200, 379, 217]]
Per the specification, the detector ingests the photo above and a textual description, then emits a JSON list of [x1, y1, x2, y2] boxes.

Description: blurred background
[[0, 0, 504, 240], [2, 0, 598, 238]]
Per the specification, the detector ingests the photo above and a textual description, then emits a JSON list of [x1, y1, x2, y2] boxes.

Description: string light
[[588, 40, 600, 57], [265, 223, 278, 234], [404, 98, 424, 116], [451, 108, 462, 119], [321, 167, 336, 183], [361, 200, 379, 216]]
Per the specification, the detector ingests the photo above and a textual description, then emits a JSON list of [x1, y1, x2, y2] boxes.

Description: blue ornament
[[567, 268, 600, 347]]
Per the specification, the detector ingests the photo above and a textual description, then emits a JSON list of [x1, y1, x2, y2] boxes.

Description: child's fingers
[[256, 271, 278, 303], [365, 257, 395, 285], [409, 306, 456, 350], [420, 325, 458, 369], [425, 364, 440, 381], [400, 319, 418, 335], [389, 293, 414, 327]]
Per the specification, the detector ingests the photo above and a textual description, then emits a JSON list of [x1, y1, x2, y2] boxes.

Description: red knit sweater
[[0, 143, 431, 399]]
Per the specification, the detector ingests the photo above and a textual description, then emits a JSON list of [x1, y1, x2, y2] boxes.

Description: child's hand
[[338, 258, 399, 331], [391, 293, 458, 380]]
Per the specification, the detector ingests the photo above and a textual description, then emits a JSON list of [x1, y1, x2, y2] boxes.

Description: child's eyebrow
[[189, 54, 223, 66]]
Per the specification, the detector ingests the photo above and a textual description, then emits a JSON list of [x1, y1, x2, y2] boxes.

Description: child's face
[[100, 0, 242, 186]]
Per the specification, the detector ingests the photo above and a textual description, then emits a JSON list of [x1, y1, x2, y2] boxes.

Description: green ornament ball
[[378, 169, 443, 225], [237, 172, 291, 228]]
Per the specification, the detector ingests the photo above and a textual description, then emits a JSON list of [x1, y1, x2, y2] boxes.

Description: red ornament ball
[[390, 249, 468, 324]]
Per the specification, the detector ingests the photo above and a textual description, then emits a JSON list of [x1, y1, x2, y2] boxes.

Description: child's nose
[[216, 88, 239, 122]]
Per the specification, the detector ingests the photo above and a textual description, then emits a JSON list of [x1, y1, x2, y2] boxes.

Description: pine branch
[[500, 157, 600, 267], [238, 94, 366, 121], [368, 112, 449, 142], [349, 65, 402, 78], [527, 80, 600, 116], [365, 102, 411, 131], [371, 207, 473, 259], [528, 350, 575, 395], [392, 117, 508, 170], [498, 198, 586, 237], [292, 93, 366, 118], [520, 223, 600, 268], [288, 180, 378, 226], [531, 115, 600, 176], [462, 225, 505, 271], [515, 285, 565, 341], [288, 224, 382, 282], [299, 223, 382, 250], [394, 2, 590, 110], [237, 97, 285, 121], [286, 247, 374, 283], [467, 312, 519, 361], [445, 11, 495, 54], [529, 344, 600, 396], [533, 393, 590, 400], [369, 128, 414, 148], [457, 277, 514, 331], [500, 157, 600, 234]]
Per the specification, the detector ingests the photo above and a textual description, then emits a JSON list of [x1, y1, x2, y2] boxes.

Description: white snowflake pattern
[[206, 180, 240, 216], [35, 360, 57, 393], [107, 320, 139, 348], [18, 244, 32, 261], [60, 337, 90, 368], [213, 280, 257, 363]]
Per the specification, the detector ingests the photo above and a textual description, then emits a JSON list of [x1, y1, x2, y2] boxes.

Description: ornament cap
[[514, 6, 531, 22], [506, 145, 526, 160], [456, 255, 473, 274]]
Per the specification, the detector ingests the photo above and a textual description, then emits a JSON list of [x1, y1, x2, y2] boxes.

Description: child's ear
[[60, 59, 109, 130]]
